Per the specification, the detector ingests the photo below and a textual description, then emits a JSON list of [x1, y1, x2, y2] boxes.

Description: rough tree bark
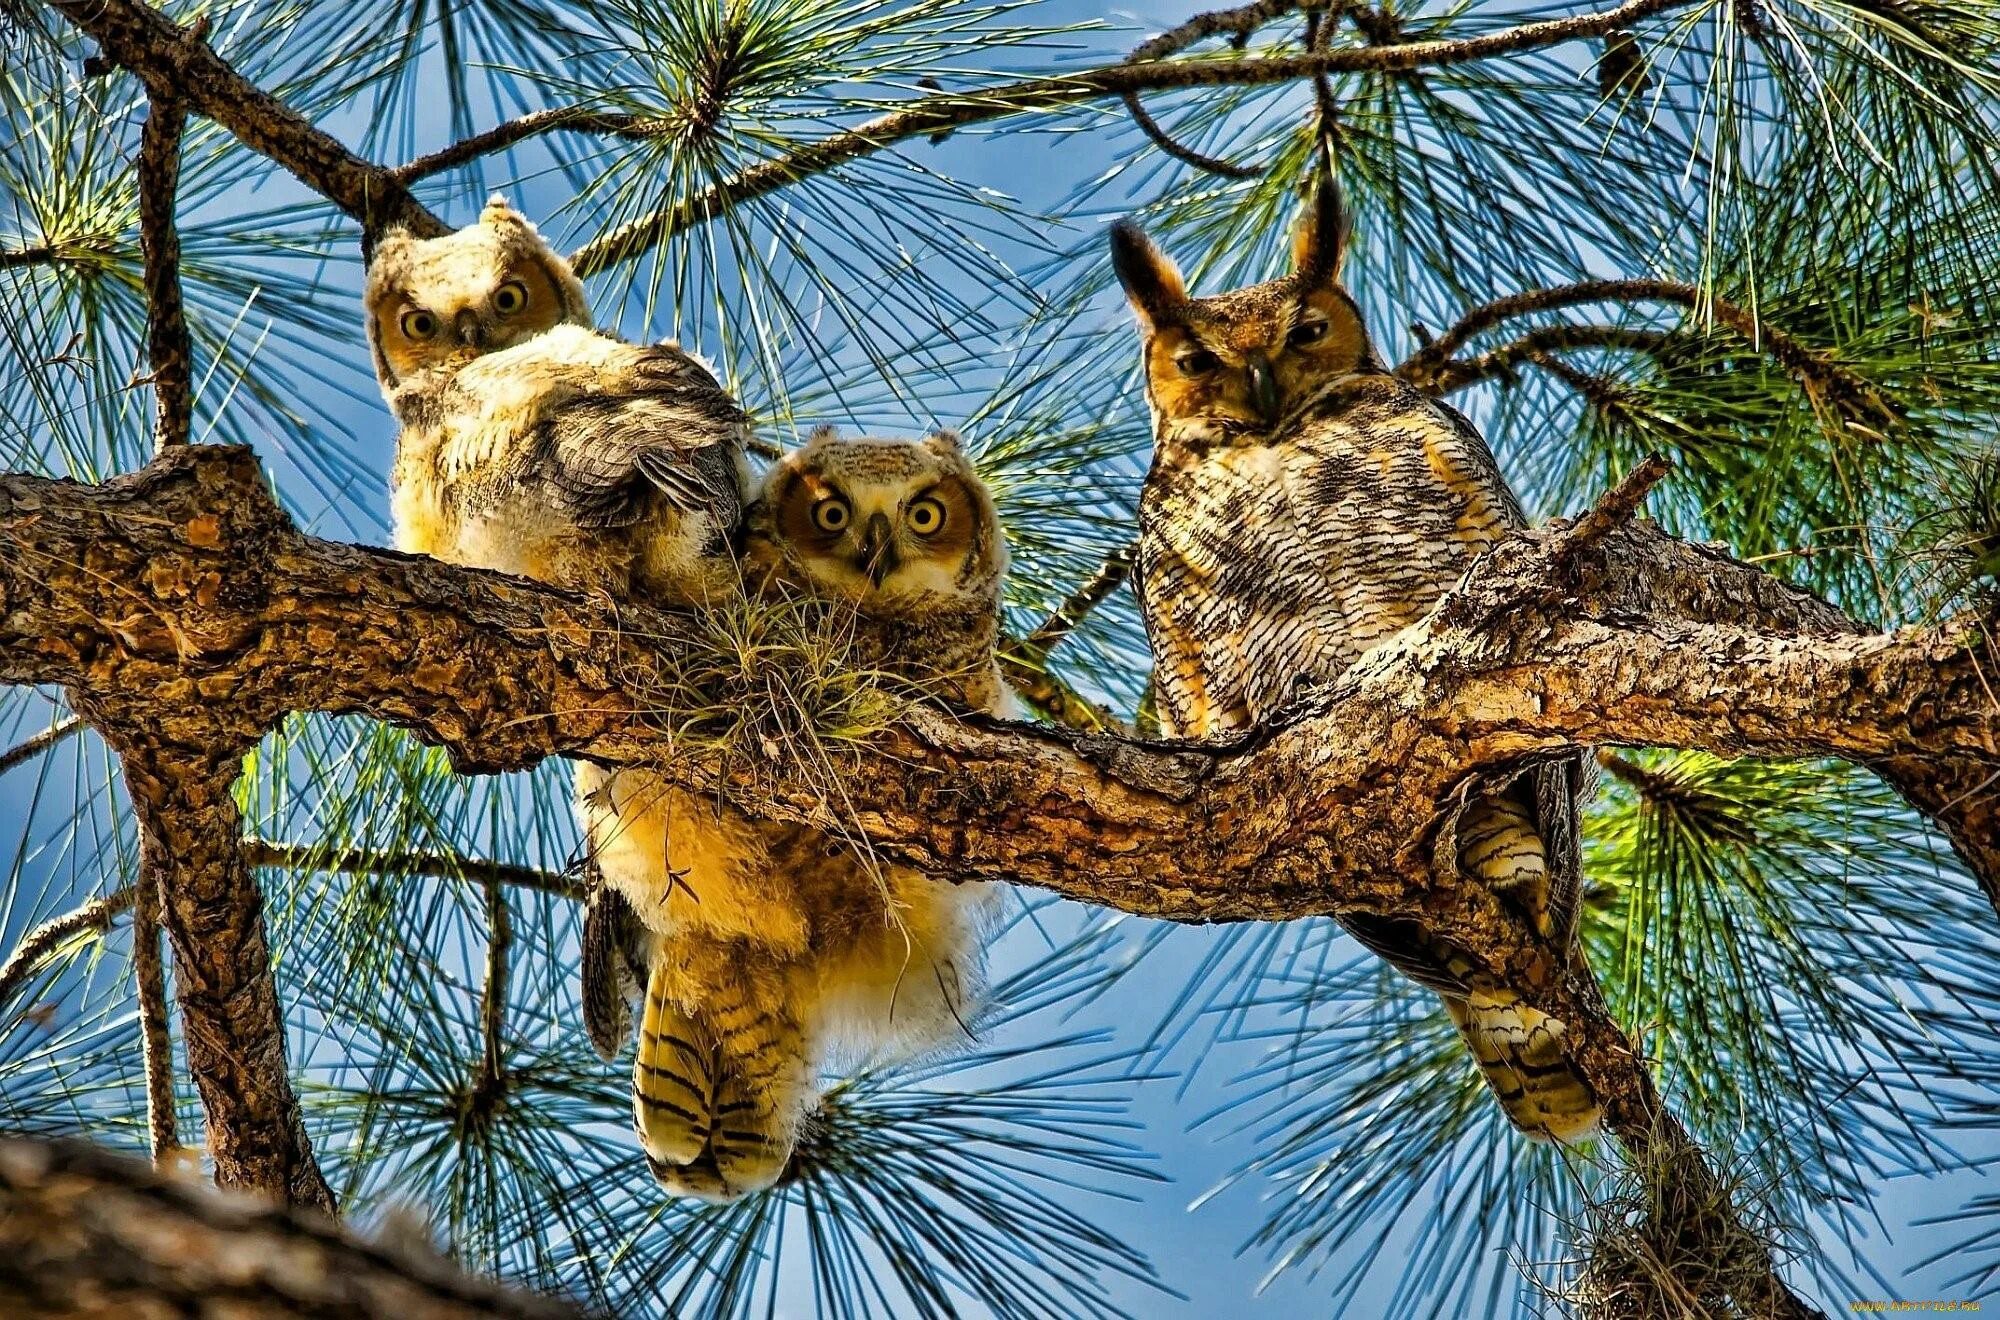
[[0, 1137, 582, 1319], [65, 693, 335, 1213], [1, 443, 1992, 1309]]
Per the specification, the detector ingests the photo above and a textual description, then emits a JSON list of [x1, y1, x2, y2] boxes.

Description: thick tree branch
[[6, 447, 1946, 1308], [48, 0, 443, 241], [62, 693, 332, 1212], [1397, 279, 1900, 429], [136, 93, 190, 451], [0, 1137, 585, 1318], [568, 0, 1695, 273]]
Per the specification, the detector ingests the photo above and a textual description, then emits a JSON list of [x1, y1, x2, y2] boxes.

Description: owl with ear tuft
[[1113, 178, 1599, 1143], [364, 195, 751, 600]]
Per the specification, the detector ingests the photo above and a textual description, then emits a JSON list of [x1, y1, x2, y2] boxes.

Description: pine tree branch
[[389, 106, 674, 184], [239, 838, 580, 897], [131, 866, 180, 1165], [137, 93, 190, 452], [567, 0, 1697, 274], [476, 874, 510, 1104], [0, 715, 81, 775], [0, 841, 575, 1021], [0, 887, 134, 1014], [0, 1137, 587, 1319], [62, 694, 332, 1213], [1130, 0, 1315, 62], [1397, 280, 1900, 428], [7, 447, 1953, 1305], [0, 245, 60, 268], [1409, 323, 1673, 395], [1022, 543, 1139, 661], [45, 0, 444, 242], [41, 0, 1693, 270], [1122, 92, 1265, 178]]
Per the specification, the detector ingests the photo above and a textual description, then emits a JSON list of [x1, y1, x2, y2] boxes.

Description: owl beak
[[856, 512, 899, 587], [454, 309, 486, 349], [1246, 354, 1280, 426]]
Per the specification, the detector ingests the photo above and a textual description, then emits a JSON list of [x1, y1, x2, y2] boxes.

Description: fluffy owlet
[[578, 428, 1014, 1202], [1111, 182, 1598, 1142], [364, 196, 751, 600], [364, 200, 782, 1196]]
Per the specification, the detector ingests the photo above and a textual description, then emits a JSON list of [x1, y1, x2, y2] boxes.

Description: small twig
[[0, 245, 61, 268], [0, 715, 82, 776], [1556, 454, 1673, 561], [390, 106, 670, 184], [996, 653, 1128, 733], [1129, 0, 1313, 62], [137, 94, 191, 451], [131, 869, 180, 1162], [1398, 279, 1899, 428], [241, 838, 580, 897], [1122, 92, 1263, 178], [1022, 542, 1138, 660], [0, 887, 136, 1014], [1407, 323, 1672, 394], [476, 874, 510, 1099]]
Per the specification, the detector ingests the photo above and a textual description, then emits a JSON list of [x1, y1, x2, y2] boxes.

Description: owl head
[[363, 196, 591, 394], [1110, 179, 1382, 436], [746, 427, 1006, 616]]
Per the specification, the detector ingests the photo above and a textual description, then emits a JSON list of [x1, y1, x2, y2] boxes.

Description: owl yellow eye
[[1176, 349, 1219, 376], [493, 280, 529, 316], [399, 309, 438, 340], [1289, 319, 1329, 347], [812, 498, 851, 532], [907, 497, 947, 536]]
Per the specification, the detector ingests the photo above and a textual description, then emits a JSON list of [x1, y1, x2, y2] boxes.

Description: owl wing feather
[[523, 342, 749, 529]]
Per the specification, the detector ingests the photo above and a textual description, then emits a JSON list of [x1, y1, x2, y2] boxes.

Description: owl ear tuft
[[1291, 176, 1350, 288], [481, 194, 525, 227], [1109, 220, 1186, 328], [923, 428, 966, 456]]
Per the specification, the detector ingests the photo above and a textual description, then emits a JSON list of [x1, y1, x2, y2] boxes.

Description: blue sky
[[5, 0, 2000, 1313]]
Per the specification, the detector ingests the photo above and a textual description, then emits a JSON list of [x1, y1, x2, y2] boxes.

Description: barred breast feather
[[1136, 372, 1597, 1141]]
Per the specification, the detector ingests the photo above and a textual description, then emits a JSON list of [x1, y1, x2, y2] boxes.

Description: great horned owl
[[1111, 181, 1598, 1142], [364, 199, 783, 1195], [578, 428, 1015, 1202], [364, 196, 750, 599]]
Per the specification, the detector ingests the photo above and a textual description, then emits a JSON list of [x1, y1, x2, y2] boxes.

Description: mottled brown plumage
[[1113, 181, 1598, 1142], [365, 197, 751, 602]]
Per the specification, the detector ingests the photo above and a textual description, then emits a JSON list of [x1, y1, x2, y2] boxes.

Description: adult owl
[[578, 428, 1015, 1202], [1111, 181, 1598, 1142]]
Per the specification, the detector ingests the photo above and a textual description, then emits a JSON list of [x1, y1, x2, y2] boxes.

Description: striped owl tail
[[632, 959, 810, 1202], [1444, 990, 1600, 1143]]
